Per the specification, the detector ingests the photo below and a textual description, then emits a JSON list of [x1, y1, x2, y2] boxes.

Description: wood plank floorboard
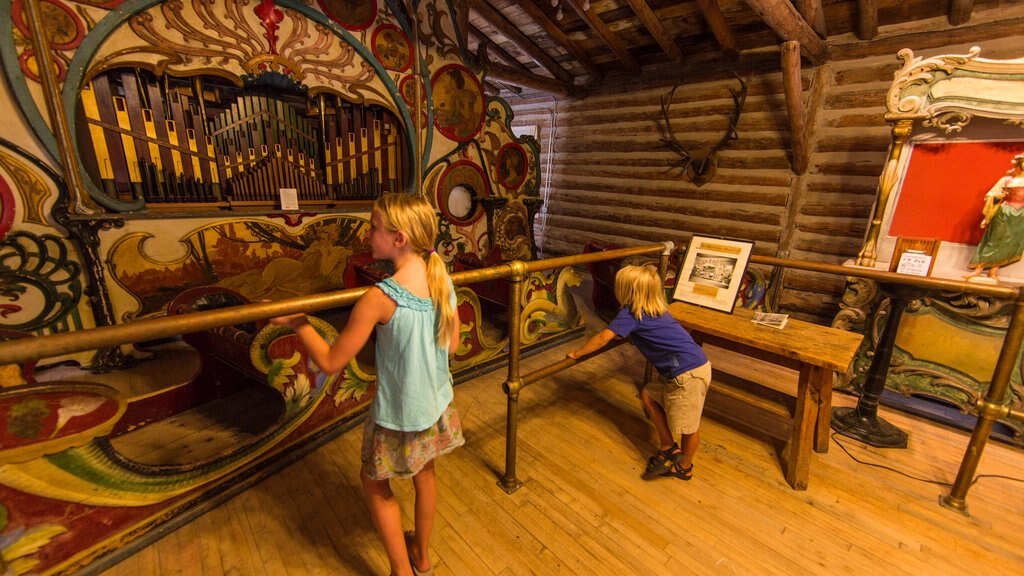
[[102, 290, 1024, 576]]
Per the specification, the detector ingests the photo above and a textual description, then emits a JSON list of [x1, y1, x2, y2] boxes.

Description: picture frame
[[672, 235, 755, 313]]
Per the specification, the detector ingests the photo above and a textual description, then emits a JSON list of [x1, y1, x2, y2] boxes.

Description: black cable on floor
[[830, 431, 1024, 488]]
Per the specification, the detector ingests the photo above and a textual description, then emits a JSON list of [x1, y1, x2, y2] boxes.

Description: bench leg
[[814, 371, 834, 453], [785, 364, 828, 490]]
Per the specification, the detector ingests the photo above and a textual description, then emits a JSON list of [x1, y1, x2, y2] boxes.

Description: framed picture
[[672, 235, 755, 313]]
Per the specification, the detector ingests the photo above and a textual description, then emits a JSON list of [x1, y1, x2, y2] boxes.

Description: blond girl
[[273, 193, 463, 576], [568, 265, 711, 480]]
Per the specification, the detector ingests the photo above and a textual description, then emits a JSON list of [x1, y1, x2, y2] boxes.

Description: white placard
[[279, 188, 298, 210], [896, 251, 932, 276]]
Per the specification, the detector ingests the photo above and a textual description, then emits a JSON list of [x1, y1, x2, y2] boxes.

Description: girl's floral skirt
[[361, 403, 465, 480]]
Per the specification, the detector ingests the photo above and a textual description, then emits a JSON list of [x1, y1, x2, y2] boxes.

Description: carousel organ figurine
[[965, 153, 1024, 284]]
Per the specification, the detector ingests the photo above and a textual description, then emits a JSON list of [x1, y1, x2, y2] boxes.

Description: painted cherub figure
[[965, 153, 1024, 283]]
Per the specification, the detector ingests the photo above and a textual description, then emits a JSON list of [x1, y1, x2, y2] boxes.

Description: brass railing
[[0, 243, 1020, 512]]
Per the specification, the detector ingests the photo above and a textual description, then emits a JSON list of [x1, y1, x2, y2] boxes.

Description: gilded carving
[[0, 151, 51, 225]]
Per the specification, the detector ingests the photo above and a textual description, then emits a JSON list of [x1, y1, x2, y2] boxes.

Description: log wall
[[507, 6, 1024, 323]]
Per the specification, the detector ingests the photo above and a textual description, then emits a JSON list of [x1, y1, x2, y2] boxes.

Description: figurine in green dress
[[966, 154, 1024, 283]]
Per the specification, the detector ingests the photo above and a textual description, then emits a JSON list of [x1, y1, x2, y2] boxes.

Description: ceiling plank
[[794, 0, 827, 38], [949, 0, 974, 26], [468, 0, 574, 84], [563, 0, 641, 73], [857, 0, 878, 40], [486, 61, 579, 98], [624, 0, 684, 63], [469, 25, 531, 73], [516, 0, 604, 79], [742, 0, 828, 64], [694, 0, 739, 60], [781, 41, 808, 174]]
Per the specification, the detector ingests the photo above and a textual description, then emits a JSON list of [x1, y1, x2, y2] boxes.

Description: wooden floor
[[101, 301, 1024, 575]]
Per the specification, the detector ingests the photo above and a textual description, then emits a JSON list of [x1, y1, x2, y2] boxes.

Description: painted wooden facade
[[0, 1, 573, 573]]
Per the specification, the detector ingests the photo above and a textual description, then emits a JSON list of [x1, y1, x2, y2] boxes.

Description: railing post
[[941, 288, 1024, 514], [499, 260, 527, 493]]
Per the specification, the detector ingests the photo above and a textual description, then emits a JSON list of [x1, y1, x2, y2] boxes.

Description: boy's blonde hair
[[614, 265, 668, 320], [373, 193, 455, 349]]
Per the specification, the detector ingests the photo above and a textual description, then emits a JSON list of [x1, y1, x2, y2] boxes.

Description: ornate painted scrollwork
[[887, 46, 982, 117], [832, 277, 1024, 442], [921, 291, 1011, 329], [0, 231, 82, 332]]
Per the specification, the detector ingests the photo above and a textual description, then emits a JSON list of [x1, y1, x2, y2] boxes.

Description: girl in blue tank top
[[272, 193, 462, 576]]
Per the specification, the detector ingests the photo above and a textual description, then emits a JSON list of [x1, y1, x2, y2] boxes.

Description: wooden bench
[[668, 302, 863, 490]]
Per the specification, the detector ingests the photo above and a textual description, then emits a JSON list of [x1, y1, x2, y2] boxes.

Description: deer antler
[[658, 74, 749, 187], [709, 73, 748, 155], [659, 84, 693, 172]]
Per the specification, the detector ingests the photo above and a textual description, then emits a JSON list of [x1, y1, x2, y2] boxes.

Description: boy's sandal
[[404, 531, 433, 576], [642, 444, 693, 481]]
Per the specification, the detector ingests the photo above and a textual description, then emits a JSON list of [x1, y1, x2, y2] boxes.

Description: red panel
[[890, 141, 1024, 244]]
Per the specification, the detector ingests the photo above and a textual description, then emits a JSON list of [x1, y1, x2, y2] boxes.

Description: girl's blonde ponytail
[[426, 251, 455, 349]]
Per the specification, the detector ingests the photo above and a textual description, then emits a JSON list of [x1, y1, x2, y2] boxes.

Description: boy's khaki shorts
[[642, 361, 712, 436]]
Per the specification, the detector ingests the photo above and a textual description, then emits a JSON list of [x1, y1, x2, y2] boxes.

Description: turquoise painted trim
[[56, 0, 416, 211], [383, 0, 434, 190], [420, 55, 434, 176], [0, 0, 61, 170], [384, 0, 412, 36]]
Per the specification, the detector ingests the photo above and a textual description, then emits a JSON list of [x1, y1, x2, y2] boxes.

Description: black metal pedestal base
[[831, 406, 908, 448]]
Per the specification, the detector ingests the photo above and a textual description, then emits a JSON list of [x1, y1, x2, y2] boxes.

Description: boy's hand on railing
[[269, 314, 309, 329]]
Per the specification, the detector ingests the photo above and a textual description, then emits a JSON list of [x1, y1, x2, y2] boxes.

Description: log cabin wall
[[506, 6, 1024, 324]]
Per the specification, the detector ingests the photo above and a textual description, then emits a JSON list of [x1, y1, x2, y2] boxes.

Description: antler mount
[[659, 75, 748, 187]]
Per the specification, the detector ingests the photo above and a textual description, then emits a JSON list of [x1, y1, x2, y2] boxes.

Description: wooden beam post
[[469, 0, 574, 84], [857, 0, 878, 40], [563, 0, 641, 72], [486, 62, 579, 98], [742, 0, 828, 63], [949, 0, 974, 26], [625, 0, 684, 63], [795, 0, 827, 38], [781, 41, 808, 175], [517, 0, 604, 79], [695, 0, 739, 60]]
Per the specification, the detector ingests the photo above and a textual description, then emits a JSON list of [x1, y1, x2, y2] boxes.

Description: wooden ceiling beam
[[468, 0, 574, 84], [781, 41, 808, 174], [469, 25, 531, 73], [857, 0, 878, 40], [949, 0, 974, 26], [486, 61, 579, 98], [517, 0, 604, 79], [742, 0, 828, 63], [482, 79, 501, 96], [563, 0, 641, 73], [625, 0, 684, 63], [795, 0, 827, 38], [497, 81, 523, 95], [695, 0, 739, 60]]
